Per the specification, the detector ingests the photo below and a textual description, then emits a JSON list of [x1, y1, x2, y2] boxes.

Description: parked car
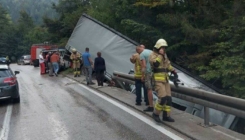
[[0, 57, 11, 66], [0, 57, 6, 62], [0, 62, 20, 103], [17, 55, 31, 65]]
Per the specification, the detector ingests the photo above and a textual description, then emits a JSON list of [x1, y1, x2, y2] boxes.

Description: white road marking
[[67, 78, 184, 140], [211, 128, 241, 140], [0, 105, 13, 140]]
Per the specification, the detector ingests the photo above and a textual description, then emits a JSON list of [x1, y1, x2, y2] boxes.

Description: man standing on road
[[39, 52, 45, 75], [136, 45, 154, 112], [94, 52, 106, 87], [130, 52, 148, 106], [51, 51, 60, 77], [149, 39, 177, 123], [82, 48, 95, 85]]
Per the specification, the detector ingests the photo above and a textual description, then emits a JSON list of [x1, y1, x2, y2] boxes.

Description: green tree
[[14, 10, 35, 57], [43, 0, 90, 46], [0, 4, 16, 57], [0, 0, 59, 24]]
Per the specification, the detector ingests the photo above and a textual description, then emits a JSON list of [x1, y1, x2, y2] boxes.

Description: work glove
[[171, 70, 180, 87], [171, 70, 178, 79]]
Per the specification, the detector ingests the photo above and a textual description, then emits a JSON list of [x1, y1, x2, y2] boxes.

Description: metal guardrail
[[112, 71, 245, 126]]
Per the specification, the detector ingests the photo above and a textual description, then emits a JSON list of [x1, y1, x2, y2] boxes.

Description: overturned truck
[[65, 13, 244, 133], [65, 14, 137, 75]]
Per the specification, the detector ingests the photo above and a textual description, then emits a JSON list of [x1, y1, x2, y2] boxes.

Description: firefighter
[[149, 39, 178, 123], [70, 48, 81, 77]]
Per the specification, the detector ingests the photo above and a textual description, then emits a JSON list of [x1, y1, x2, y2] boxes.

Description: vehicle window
[[10, 69, 15, 75], [0, 57, 6, 61], [60, 51, 65, 56], [0, 69, 11, 77]]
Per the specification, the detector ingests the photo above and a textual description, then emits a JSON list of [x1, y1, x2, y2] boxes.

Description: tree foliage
[[0, 0, 58, 24], [0, 4, 16, 56]]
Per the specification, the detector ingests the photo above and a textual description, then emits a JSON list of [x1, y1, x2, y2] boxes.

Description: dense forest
[[0, 0, 58, 24], [0, 0, 245, 99]]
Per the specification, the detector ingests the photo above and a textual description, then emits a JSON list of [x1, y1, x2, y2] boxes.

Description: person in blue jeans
[[50, 51, 60, 77], [82, 48, 95, 85], [130, 53, 149, 106]]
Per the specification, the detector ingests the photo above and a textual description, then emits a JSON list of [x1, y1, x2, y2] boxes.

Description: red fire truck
[[30, 43, 58, 67]]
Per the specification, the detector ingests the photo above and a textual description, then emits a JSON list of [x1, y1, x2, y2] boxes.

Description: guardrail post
[[114, 79, 126, 90], [204, 107, 210, 126]]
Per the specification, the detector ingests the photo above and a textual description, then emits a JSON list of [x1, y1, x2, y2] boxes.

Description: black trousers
[[96, 70, 105, 86]]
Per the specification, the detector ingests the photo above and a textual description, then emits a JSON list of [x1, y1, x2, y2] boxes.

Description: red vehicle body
[[30, 43, 58, 67]]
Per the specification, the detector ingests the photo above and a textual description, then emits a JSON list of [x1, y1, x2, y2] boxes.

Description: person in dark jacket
[[94, 52, 106, 86]]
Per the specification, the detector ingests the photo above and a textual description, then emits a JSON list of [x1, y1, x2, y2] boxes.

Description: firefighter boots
[[162, 111, 175, 122], [152, 113, 161, 123]]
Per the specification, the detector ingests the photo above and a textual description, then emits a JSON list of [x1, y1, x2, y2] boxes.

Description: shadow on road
[[0, 99, 12, 107]]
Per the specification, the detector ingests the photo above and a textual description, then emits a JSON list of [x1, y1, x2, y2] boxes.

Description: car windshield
[[0, 57, 6, 61], [24, 55, 31, 59]]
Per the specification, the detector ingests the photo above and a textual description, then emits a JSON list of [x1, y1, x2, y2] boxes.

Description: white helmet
[[154, 39, 168, 49], [72, 48, 76, 52]]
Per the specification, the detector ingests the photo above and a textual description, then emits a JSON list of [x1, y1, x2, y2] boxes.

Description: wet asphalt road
[[0, 64, 181, 140]]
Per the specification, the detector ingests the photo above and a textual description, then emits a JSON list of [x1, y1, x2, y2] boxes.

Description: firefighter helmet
[[154, 39, 168, 49], [72, 48, 77, 52]]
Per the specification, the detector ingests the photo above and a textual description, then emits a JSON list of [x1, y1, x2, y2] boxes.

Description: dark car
[[17, 55, 31, 65], [0, 57, 6, 63], [0, 57, 10, 66], [0, 63, 20, 103]]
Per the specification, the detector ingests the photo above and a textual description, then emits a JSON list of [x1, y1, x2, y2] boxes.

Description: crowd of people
[[39, 38, 177, 123], [38, 47, 107, 87], [39, 51, 60, 76], [69, 38, 179, 123], [70, 47, 106, 87], [69, 38, 178, 123], [130, 38, 178, 123]]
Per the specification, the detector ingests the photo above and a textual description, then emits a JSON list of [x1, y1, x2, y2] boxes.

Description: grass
[[60, 68, 74, 75]]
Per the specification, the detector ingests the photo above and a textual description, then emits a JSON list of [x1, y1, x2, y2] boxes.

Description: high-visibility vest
[[150, 52, 174, 82], [134, 57, 142, 79]]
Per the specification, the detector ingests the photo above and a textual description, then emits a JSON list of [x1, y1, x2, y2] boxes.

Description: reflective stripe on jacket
[[134, 58, 142, 79], [130, 53, 142, 79], [149, 52, 174, 82]]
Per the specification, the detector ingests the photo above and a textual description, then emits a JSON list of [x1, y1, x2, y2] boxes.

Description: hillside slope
[[0, 0, 59, 24]]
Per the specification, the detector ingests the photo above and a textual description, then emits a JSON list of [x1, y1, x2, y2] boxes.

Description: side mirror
[[14, 71, 20, 75]]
